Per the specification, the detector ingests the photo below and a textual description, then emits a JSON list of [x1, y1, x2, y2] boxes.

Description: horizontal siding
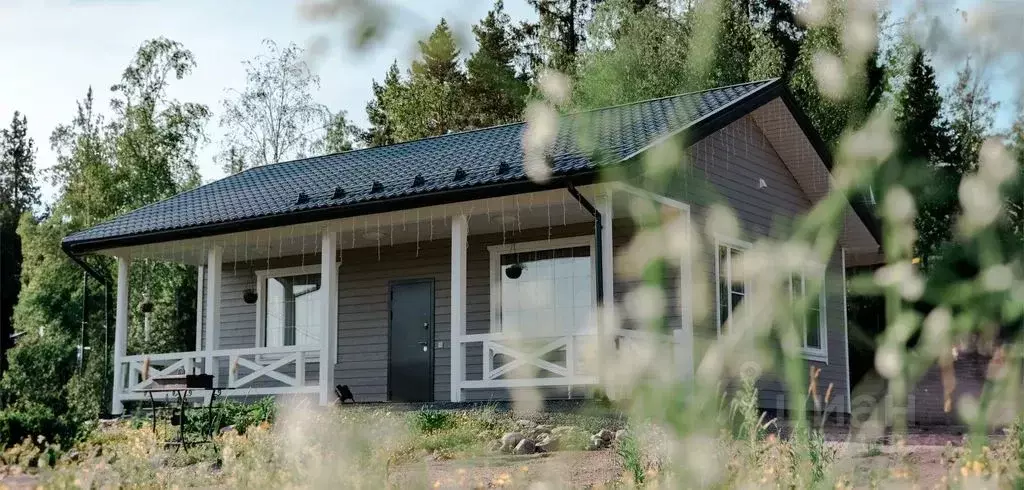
[[192, 116, 852, 409], [649, 116, 850, 412], [335, 240, 451, 403]]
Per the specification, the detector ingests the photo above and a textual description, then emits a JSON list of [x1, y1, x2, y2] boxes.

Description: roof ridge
[[564, 78, 779, 117], [247, 78, 780, 173]]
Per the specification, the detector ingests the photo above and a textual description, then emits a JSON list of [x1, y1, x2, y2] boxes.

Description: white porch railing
[[459, 332, 599, 389], [116, 345, 322, 402], [460, 331, 598, 388], [455, 328, 685, 393], [217, 345, 320, 394]]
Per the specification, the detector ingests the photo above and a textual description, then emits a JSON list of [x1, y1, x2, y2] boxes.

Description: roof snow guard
[[63, 79, 873, 254]]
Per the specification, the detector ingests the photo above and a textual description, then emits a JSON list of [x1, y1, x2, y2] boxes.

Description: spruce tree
[[466, 1, 530, 128], [894, 49, 954, 265], [524, 0, 592, 74], [363, 62, 403, 147], [0, 111, 38, 374], [389, 20, 470, 140]]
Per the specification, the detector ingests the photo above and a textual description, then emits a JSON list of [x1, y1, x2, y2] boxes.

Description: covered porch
[[102, 185, 693, 413]]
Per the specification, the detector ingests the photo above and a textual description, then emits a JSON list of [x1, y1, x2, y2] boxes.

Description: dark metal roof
[[64, 79, 844, 253]]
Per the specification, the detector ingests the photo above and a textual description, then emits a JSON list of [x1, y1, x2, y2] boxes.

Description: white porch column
[[204, 247, 222, 382], [598, 191, 614, 389], [450, 215, 468, 402], [195, 265, 205, 351], [598, 190, 615, 317], [111, 255, 130, 415], [319, 230, 338, 405]]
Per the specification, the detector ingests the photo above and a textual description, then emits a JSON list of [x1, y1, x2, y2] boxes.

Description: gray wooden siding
[[334, 241, 451, 402], [646, 115, 850, 413], [200, 116, 851, 409]]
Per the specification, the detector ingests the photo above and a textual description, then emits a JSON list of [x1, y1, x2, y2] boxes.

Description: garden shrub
[[1, 330, 77, 411], [186, 397, 277, 436], [0, 402, 74, 448], [412, 410, 455, 433]]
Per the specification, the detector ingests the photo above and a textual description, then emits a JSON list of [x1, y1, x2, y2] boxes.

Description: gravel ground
[[391, 450, 623, 488]]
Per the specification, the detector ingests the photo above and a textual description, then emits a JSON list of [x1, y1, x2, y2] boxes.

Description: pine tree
[[363, 62, 403, 147], [466, 1, 530, 128], [893, 49, 955, 265], [0, 111, 38, 374]]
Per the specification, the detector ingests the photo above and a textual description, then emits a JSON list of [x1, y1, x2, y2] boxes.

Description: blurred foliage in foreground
[[1, 1, 1024, 488]]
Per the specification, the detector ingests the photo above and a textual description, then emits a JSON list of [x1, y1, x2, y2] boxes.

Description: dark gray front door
[[388, 280, 434, 402]]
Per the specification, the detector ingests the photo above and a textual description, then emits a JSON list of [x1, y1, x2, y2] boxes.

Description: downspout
[[566, 183, 607, 394], [62, 246, 112, 414], [566, 184, 603, 307]]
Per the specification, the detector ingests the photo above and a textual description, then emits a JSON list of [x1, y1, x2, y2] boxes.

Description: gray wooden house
[[62, 79, 880, 414]]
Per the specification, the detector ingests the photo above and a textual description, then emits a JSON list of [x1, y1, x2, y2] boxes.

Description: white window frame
[[788, 269, 828, 363], [255, 264, 327, 351], [714, 236, 752, 336], [487, 235, 596, 334]]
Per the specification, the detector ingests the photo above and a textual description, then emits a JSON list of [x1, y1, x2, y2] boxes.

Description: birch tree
[[219, 40, 330, 172]]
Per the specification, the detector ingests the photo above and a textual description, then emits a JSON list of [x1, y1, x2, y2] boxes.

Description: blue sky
[[1, 0, 1019, 205]]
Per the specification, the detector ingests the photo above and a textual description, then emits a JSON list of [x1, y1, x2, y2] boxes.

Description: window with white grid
[[489, 237, 594, 336]]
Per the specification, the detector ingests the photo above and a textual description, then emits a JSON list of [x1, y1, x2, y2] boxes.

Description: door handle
[[418, 341, 428, 352]]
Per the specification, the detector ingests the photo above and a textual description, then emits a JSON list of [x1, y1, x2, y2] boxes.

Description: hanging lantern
[[139, 297, 154, 314], [243, 266, 259, 304], [505, 263, 524, 280]]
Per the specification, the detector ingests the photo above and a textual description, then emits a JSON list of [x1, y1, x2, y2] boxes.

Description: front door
[[388, 280, 434, 402]]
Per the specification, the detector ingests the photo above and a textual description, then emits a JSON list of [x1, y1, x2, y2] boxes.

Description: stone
[[587, 435, 604, 451], [614, 429, 628, 442], [536, 435, 559, 452], [596, 429, 614, 443], [535, 424, 554, 434], [220, 425, 236, 434], [513, 438, 537, 455], [500, 432, 524, 453]]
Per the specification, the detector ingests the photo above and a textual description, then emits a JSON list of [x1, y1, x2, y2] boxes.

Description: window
[[489, 237, 594, 336], [257, 266, 323, 347], [787, 273, 827, 361], [715, 240, 749, 333]]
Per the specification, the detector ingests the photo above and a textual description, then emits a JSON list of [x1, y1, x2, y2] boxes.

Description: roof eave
[[61, 171, 605, 255]]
